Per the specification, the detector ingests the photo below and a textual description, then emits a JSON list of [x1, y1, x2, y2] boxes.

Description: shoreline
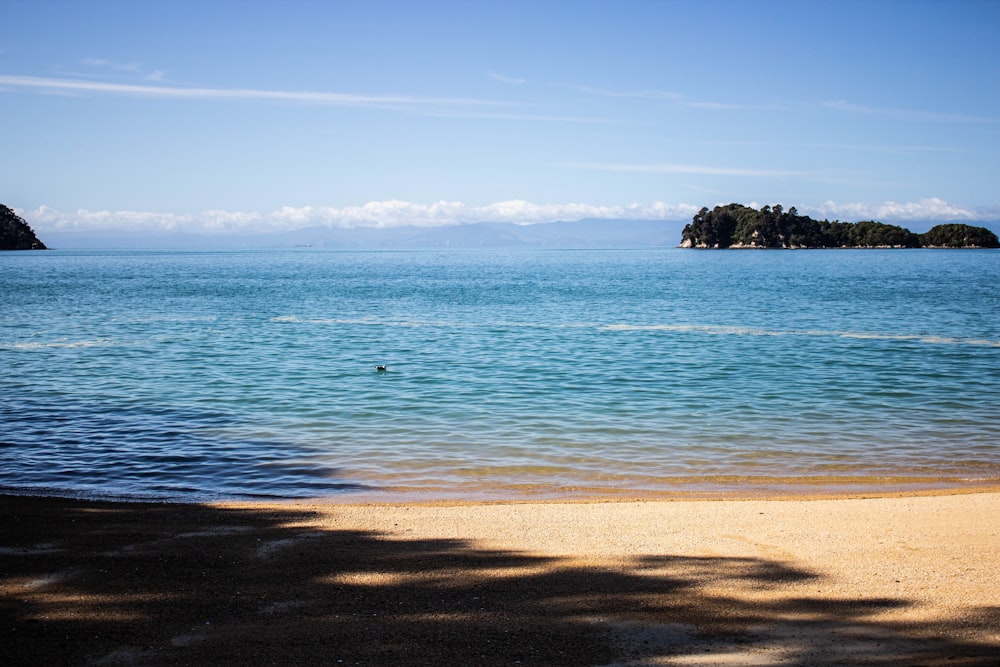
[[5, 476, 1000, 508], [305, 478, 1000, 506], [4, 490, 1000, 665]]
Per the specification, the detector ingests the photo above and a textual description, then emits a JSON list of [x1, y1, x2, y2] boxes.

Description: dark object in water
[[375, 365, 387, 372]]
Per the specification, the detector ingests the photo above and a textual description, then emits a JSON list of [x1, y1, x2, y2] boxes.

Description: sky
[[2, 0, 999, 237]]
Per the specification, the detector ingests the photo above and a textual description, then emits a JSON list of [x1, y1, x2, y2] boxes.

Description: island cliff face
[[0, 204, 47, 250], [680, 204, 1000, 249]]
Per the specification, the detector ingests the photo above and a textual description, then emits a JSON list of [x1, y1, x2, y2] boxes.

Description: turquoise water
[[2, 248, 999, 501]]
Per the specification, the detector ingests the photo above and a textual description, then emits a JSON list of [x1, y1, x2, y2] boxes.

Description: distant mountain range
[[40, 218, 690, 250], [33, 216, 1000, 250]]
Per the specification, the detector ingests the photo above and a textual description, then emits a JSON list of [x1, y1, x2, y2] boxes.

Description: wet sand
[[3, 491, 999, 665]]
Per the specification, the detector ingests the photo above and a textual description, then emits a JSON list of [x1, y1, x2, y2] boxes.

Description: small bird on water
[[375, 365, 387, 372]]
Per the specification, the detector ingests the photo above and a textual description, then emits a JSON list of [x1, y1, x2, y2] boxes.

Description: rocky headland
[[0, 204, 46, 250]]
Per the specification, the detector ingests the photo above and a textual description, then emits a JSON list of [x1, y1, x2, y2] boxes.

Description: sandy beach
[[3, 491, 999, 666]]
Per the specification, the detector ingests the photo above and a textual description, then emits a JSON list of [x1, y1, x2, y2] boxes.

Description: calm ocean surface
[[2, 248, 999, 502]]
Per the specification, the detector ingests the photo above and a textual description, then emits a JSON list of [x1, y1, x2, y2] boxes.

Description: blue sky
[[2, 0, 998, 236]]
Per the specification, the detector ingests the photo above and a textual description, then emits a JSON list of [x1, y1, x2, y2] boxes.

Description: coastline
[[300, 477, 1000, 506], [4, 490, 999, 665]]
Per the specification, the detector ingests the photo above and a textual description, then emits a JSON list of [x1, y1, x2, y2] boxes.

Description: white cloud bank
[[20, 198, 995, 235], [805, 198, 993, 223], [24, 201, 697, 234]]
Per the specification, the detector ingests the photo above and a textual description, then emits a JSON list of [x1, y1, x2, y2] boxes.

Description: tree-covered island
[[680, 203, 999, 249], [0, 204, 47, 250]]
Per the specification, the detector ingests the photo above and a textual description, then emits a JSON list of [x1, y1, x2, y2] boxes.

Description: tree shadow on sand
[[2, 495, 998, 666]]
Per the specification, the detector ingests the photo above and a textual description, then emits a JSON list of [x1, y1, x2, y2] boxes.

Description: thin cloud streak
[[698, 139, 973, 155], [82, 57, 165, 81], [489, 70, 526, 85], [0, 73, 619, 122], [423, 108, 617, 123], [0, 74, 501, 108], [82, 57, 142, 72], [559, 83, 683, 101], [568, 161, 805, 177], [559, 83, 767, 111], [568, 83, 999, 120], [822, 99, 999, 124]]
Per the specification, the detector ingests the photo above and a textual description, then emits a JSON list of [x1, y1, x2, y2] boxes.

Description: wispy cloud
[[0, 74, 501, 110], [82, 57, 165, 81], [560, 83, 683, 102], [682, 100, 747, 111], [559, 83, 755, 110], [0, 73, 621, 124], [698, 139, 972, 155], [82, 57, 141, 72], [822, 99, 999, 124], [489, 70, 526, 85], [422, 108, 616, 123], [567, 161, 805, 178]]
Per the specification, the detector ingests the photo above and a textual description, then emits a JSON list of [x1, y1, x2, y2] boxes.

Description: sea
[[2, 247, 999, 502]]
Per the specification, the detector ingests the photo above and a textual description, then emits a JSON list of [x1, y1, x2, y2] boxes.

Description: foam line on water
[[269, 316, 1000, 348]]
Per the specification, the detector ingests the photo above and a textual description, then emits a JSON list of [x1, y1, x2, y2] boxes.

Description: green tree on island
[[920, 223, 1000, 248], [681, 204, 998, 249]]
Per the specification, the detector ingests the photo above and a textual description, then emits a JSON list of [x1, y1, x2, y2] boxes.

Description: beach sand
[[2, 491, 999, 666]]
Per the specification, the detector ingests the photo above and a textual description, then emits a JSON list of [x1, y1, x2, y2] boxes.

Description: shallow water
[[2, 247, 998, 501]]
